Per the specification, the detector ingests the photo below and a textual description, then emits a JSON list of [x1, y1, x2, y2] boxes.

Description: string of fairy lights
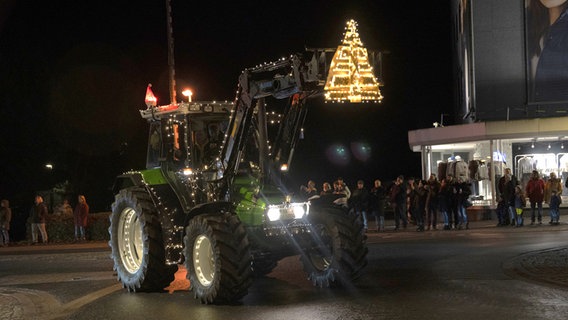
[[129, 19, 383, 263]]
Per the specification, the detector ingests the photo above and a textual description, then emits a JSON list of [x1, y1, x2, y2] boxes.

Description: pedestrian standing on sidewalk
[[514, 185, 527, 227], [413, 180, 428, 232], [369, 179, 387, 232], [390, 175, 408, 231], [0, 199, 12, 246], [350, 180, 369, 232], [438, 177, 452, 230], [73, 195, 89, 242], [544, 172, 563, 224], [498, 168, 519, 226], [525, 170, 545, 225], [425, 174, 440, 230], [549, 190, 561, 225], [496, 195, 508, 227], [455, 177, 472, 230], [30, 195, 48, 244], [446, 174, 459, 229]]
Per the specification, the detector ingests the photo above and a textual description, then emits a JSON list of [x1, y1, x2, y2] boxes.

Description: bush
[[26, 212, 111, 243]]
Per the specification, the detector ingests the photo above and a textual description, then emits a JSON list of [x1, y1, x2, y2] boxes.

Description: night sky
[[0, 1, 454, 211]]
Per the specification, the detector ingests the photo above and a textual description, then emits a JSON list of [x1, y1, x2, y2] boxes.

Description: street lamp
[[45, 163, 53, 170], [182, 89, 192, 102]]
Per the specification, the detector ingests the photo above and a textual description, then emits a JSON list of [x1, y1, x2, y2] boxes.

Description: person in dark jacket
[[496, 195, 508, 227], [406, 177, 416, 225], [30, 195, 48, 244], [413, 180, 428, 232], [445, 174, 458, 229], [425, 174, 441, 230], [498, 168, 519, 226], [390, 175, 408, 230], [438, 177, 452, 230], [350, 180, 370, 232], [369, 179, 387, 232], [455, 177, 472, 230]]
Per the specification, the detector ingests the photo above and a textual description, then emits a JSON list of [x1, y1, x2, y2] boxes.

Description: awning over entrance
[[408, 117, 568, 151]]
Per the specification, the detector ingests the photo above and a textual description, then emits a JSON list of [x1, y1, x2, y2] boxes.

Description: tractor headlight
[[267, 207, 281, 221], [291, 204, 305, 219], [266, 202, 309, 222]]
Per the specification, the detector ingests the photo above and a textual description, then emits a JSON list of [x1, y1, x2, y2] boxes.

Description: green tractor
[[109, 53, 368, 304]]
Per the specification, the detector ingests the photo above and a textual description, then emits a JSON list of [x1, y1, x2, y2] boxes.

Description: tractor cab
[[139, 101, 232, 210], [141, 101, 232, 171]]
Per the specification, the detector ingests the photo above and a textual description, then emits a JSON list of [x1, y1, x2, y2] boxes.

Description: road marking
[[48, 283, 123, 320], [0, 271, 116, 286], [0, 272, 121, 320]]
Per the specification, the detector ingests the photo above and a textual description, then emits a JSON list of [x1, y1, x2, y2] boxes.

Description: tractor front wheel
[[301, 208, 368, 287], [183, 213, 252, 304], [109, 187, 177, 292]]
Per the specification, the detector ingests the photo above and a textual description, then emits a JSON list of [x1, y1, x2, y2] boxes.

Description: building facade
[[409, 0, 568, 209]]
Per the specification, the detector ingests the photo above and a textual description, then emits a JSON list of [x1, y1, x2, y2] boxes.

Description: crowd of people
[[504, 169, 563, 227], [299, 174, 472, 232], [298, 169, 564, 233], [0, 194, 90, 246], [385, 173, 473, 232]]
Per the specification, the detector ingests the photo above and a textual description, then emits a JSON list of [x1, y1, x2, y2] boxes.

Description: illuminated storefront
[[408, 117, 568, 209]]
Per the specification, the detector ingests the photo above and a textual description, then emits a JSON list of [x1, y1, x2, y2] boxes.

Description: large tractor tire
[[109, 187, 177, 292], [301, 208, 368, 287], [183, 212, 252, 304]]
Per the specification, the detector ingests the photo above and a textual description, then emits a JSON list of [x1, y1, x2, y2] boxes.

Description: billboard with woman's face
[[526, 0, 568, 103]]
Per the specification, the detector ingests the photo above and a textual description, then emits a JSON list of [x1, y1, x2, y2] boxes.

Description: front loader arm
[[216, 54, 325, 196]]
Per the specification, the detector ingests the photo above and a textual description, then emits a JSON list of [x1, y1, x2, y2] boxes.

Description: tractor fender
[[183, 201, 235, 228], [112, 172, 145, 195]]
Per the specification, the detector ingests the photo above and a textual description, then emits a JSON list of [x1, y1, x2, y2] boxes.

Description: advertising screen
[[526, 0, 568, 103], [456, 0, 568, 121]]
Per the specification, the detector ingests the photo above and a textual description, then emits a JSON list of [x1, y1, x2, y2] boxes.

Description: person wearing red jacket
[[73, 195, 89, 242], [525, 170, 545, 225]]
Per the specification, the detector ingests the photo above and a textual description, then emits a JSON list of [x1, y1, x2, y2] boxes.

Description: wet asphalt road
[[1, 220, 568, 320]]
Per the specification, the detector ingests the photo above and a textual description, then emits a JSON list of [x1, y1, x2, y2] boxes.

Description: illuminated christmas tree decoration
[[324, 19, 383, 103]]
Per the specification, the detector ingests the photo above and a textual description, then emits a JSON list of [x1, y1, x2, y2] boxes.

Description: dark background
[[0, 0, 454, 212]]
